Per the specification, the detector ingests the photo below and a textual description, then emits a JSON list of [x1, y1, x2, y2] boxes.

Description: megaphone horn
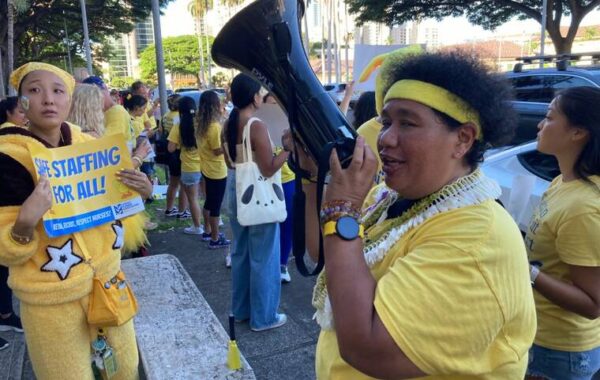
[[211, 0, 357, 167]]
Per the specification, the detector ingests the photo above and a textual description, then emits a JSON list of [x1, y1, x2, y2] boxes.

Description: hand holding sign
[[14, 175, 53, 237]]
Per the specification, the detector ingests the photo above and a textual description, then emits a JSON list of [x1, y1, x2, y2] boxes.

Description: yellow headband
[[9, 62, 75, 95], [384, 79, 483, 140]]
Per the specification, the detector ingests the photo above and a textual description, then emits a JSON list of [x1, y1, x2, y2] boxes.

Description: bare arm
[[167, 141, 178, 153], [534, 265, 600, 319], [339, 80, 355, 115], [323, 139, 425, 378], [249, 121, 289, 178]]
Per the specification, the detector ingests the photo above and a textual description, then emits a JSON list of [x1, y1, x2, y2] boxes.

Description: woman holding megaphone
[[284, 51, 537, 379]]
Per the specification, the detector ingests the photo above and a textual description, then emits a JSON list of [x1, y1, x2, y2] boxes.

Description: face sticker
[[20, 96, 29, 111]]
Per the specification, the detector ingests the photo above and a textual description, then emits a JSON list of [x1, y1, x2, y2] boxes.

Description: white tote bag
[[235, 117, 287, 226]]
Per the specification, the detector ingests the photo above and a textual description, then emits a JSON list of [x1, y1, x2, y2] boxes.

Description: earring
[[20, 96, 29, 111]]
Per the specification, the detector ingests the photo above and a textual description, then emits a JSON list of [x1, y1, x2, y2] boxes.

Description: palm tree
[[6, 0, 30, 95], [188, 0, 207, 87]]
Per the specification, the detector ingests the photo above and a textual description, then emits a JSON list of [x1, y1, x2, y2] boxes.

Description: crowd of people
[[0, 46, 599, 380]]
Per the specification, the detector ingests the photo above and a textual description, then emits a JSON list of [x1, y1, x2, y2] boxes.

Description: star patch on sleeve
[[41, 239, 84, 280], [112, 221, 124, 250]]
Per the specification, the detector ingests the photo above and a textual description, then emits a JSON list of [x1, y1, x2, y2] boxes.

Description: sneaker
[[183, 226, 204, 235], [177, 209, 191, 219], [164, 207, 179, 217], [201, 232, 225, 242], [225, 253, 232, 268], [251, 313, 287, 332], [0, 313, 23, 333], [280, 265, 291, 283], [218, 217, 224, 226], [209, 236, 231, 249], [0, 337, 8, 351]]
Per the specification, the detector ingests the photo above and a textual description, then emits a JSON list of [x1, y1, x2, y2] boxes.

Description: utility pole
[[151, 0, 168, 117], [63, 13, 73, 74], [540, 0, 547, 68], [79, 0, 93, 75]]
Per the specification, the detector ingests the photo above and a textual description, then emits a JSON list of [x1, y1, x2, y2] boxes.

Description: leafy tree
[[110, 76, 135, 90], [211, 72, 229, 88], [139, 35, 214, 87], [346, 0, 600, 54], [0, 0, 174, 94]]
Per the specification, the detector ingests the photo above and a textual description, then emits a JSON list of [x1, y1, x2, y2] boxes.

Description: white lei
[[312, 169, 501, 330]]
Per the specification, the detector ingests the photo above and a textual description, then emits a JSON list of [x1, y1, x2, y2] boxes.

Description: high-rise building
[[108, 16, 155, 80]]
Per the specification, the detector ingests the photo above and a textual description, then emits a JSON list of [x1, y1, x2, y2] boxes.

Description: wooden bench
[[121, 254, 255, 379]]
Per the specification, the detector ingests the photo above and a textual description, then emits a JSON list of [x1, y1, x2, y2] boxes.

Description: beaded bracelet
[[320, 200, 361, 225], [132, 156, 143, 166]]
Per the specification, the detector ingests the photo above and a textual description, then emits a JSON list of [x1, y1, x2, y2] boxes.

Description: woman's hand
[[281, 128, 318, 177], [326, 136, 377, 208], [116, 169, 153, 200], [14, 175, 53, 236], [133, 139, 152, 160]]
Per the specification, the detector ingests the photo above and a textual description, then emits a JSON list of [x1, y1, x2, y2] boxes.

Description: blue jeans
[[279, 180, 295, 266], [528, 344, 600, 380], [228, 177, 282, 329]]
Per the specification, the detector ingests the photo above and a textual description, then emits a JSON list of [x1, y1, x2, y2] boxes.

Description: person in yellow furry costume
[[0, 63, 149, 380]]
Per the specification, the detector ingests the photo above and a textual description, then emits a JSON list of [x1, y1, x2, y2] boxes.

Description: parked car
[[504, 55, 600, 145], [482, 141, 558, 232], [175, 87, 199, 93], [176, 90, 202, 108]]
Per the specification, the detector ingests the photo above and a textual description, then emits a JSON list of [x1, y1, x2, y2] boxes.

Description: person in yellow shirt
[[161, 94, 189, 217], [353, 91, 384, 185], [196, 90, 230, 249], [82, 76, 135, 152], [525, 87, 600, 380], [285, 51, 535, 379], [131, 81, 158, 179], [0, 62, 148, 380], [0, 96, 27, 128], [168, 96, 203, 234]]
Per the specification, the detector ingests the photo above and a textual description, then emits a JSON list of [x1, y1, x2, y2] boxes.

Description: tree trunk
[[0, 48, 5, 98], [204, 15, 211, 88], [7, 0, 15, 95], [196, 18, 205, 87]]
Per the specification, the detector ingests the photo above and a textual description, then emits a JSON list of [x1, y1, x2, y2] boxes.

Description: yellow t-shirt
[[168, 124, 201, 173], [272, 147, 295, 183], [145, 102, 157, 130], [316, 195, 536, 379], [357, 117, 384, 185], [132, 116, 145, 139], [104, 104, 134, 150], [161, 110, 179, 135], [198, 122, 227, 180], [526, 175, 600, 351]]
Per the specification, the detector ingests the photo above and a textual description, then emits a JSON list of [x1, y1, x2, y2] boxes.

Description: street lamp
[[79, 0, 93, 74], [540, 0, 547, 67]]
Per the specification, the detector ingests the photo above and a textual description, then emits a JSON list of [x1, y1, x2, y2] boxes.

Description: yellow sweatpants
[[20, 294, 139, 380]]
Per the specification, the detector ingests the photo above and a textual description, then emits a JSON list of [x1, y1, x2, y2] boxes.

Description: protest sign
[[29, 134, 145, 237]]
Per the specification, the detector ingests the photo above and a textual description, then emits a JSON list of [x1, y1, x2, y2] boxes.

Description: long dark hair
[[178, 96, 197, 149], [352, 91, 376, 128], [197, 90, 222, 138], [0, 96, 19, 124], [226, 73, 261, 161], [122, 92, 147, 112], [555, 86, 600, 180]]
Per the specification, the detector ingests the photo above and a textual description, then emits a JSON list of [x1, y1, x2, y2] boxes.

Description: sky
[[160, 0, 600, 45]]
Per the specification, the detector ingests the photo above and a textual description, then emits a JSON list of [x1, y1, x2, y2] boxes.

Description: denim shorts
[[527, 344, 600, 380], [180, 171, 202, 186]]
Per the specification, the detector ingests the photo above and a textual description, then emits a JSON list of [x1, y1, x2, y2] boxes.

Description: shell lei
[[312, 169, 501, 330]]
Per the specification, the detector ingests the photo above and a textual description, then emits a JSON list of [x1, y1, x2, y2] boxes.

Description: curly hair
[[380, 51, 517, 167], [67, 84, 105, 136], [196, 90, 222, 139]]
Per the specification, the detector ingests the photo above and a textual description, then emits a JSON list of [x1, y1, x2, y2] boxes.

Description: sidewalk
[[146, 219, 319, 380]]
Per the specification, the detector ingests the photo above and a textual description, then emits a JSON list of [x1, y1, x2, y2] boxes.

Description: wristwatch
[[323, 216, 364, 241]]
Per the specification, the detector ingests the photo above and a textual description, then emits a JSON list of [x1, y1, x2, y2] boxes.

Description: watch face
[[336, 216, 360, 241]]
